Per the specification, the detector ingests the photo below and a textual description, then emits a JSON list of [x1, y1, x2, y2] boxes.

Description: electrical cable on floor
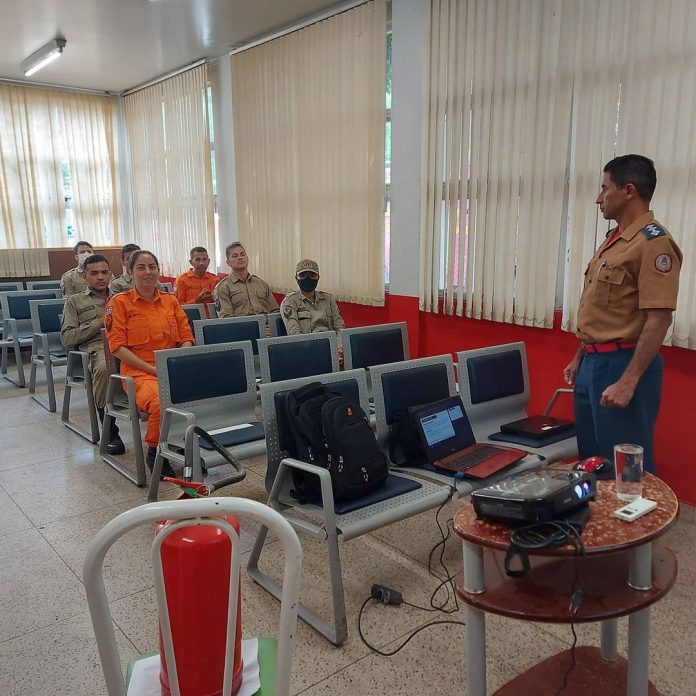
[[358, 486, 467, 655]]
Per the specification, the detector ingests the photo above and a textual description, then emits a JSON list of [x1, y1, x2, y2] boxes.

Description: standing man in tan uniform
[[60, 254, 125, 455], [214, 242, 279, 317], [563, 155, 681, 473], [60, 241, 94, 297], [280, 259, 345, 338]]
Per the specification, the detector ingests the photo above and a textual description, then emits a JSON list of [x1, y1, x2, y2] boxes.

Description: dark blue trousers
[[573, 350, 663, 474]]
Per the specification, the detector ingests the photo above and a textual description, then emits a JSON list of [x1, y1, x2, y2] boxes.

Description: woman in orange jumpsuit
[[105, 250, 193, 477]]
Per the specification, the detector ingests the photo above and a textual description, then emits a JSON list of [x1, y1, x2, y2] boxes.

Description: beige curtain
[[0, 84, 120, 249], [562, 0, 696, 349], [231, 0, 387, 305], [123, 65, 214, 277], [420, 0, 575, 327]]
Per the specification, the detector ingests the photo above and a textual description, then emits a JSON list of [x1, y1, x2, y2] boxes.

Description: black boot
[[98, 408, 126, 456], [146, 446, 175, 479], [107, 425, 125, 456]]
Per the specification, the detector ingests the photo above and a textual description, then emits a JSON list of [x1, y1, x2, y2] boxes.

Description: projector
[[471, 469, 597, 524]]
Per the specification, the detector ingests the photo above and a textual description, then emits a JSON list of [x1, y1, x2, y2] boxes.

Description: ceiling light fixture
[[21, 38, 67, 77]]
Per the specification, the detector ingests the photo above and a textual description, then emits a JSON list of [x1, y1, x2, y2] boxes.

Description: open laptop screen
[[413, 396, 477, 461]]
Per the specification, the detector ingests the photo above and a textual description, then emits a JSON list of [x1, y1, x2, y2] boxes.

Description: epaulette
[[641, 222, 666, 240]]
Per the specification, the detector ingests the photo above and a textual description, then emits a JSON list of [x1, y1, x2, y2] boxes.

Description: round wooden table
[[453, 472, 678, 695]]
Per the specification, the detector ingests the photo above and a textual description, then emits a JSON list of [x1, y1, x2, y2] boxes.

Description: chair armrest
[[274, 457, 335, 515], [106, 373, 136, 409], [31, 332, 49, 358], [543, 388, 574, 416], [159, 407, 196, 445], [4, 318, 17, 341]]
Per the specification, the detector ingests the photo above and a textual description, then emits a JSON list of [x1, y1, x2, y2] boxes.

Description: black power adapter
[[371, 584, 402, 605]]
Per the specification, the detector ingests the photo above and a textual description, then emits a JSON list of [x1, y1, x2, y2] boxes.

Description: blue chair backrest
[[267, 338, 334, 382], [380, 363, 451, 425], [348, 328, 405, 369], [166, 349, 248, 404], [467, 350, 524, 404], [270, 314, 287, 337], [38, 303, 63, 333], [182, 306, 204, 333], [8, 292, 61, 320], [0, 282, 23, 292], [273, 378, 361, 452], [202, 321, 262, 353], [27, 281, 61, 290]]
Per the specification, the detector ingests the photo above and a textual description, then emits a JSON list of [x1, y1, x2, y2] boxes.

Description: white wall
[[208, 57, 239, 271], [388, 0, 427, 298]]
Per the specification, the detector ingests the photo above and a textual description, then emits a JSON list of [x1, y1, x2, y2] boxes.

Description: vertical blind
[[0, 84, 119, 249], [123, 65, 214, 277], [231, 0, 387, 305], [420, 0, 574, 327], [562, 0, 696, 349]]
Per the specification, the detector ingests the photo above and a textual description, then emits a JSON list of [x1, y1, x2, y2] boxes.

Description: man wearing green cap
[[280, 259, 345, 337]]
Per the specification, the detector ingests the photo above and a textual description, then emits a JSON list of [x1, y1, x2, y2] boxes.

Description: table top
[[453, 472, 678, 556]]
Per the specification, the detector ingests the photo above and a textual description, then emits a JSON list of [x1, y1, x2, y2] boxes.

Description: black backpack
[[388, 407, 429, 467], [283, 382, 389, 503]]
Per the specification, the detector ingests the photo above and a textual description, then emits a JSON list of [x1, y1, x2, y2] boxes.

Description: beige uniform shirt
[[214, 274, 279, 317], [108, 274, 133, 295], [108, 274, 164, 295], [60, 288, 109, 352], [60, 267, 87, 297], [577, 211, 682, 343], [280, 290, 345, 337]]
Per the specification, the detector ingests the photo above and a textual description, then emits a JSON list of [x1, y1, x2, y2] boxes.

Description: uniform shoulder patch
[[641, 222, 666, 240], [283, 304, 293, 318], [655, 253, 673, 273]]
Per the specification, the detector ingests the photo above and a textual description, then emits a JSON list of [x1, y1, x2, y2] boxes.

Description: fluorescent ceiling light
[[21, 38, 67, 77]]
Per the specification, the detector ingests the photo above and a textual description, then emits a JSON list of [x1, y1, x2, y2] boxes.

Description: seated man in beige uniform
[[60, 254, 125, 455], [60, 240, 94, 297], [214, 242, 279, 317], [280, 259, 345, 339], [109, 243, 141, 295]]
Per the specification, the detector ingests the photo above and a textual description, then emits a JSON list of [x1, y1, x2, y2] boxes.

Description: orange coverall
[[105, 289, 194, 447], [174, 269, 220, 305]]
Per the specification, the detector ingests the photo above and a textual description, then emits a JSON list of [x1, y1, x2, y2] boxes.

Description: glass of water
[[614, 444, 644, 501]]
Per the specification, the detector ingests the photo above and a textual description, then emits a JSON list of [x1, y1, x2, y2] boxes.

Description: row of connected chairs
[[0, 288, 64, 387], [0, 280, 62, 292]]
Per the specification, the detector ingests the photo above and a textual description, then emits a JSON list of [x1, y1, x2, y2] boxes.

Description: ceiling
[[0, 0, 347, 93]]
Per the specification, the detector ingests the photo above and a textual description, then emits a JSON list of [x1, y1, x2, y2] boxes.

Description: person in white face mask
[[61, 241, 95, 297]]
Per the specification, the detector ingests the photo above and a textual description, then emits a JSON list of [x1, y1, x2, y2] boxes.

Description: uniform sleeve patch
[[641, 223, 666, 240], [655, 253, 673, 273], [283, 304, 293, 318], [105, 305, 113, 330]]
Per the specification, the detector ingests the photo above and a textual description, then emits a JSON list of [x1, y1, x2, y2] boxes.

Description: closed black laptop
[[500, 415, 574, 440]]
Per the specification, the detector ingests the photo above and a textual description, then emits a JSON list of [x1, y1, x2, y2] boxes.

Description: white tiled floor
[[0, 357, 694, 695]]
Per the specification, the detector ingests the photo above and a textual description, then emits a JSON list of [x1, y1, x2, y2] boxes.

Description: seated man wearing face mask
[[280, 259, 345, 338], [61, 240, 94, 297]]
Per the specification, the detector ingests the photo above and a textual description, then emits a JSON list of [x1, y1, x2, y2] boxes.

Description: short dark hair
[[128, 250, 160, 271], [225, 242, 245, 258], [73, 240, 94, 254], [604, 155, 657, 202], [120, 243, 141, 260], [82, 254, 109, 270], [190, 246, 208, 257]]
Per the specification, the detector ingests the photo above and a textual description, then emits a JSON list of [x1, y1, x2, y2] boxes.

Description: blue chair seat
[[488, 428, 576, 448], [332, 474, 422, 515], [198, 422, 265, 450]]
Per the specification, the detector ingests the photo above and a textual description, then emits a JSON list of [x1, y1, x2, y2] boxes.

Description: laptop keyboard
[[436, 445, 502, 471]]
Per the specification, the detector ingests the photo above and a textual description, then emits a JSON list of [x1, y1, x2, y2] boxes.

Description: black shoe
[[106, 434, 126, 456], [146, 446, 175, 479]]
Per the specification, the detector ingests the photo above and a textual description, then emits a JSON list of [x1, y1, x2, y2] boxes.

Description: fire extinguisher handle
[[184, 424, 246, 488]]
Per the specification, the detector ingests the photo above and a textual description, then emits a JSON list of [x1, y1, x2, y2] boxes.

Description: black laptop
[[500, 415, 574, 439]]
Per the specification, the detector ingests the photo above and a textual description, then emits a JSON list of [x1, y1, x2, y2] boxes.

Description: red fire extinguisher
[[156, 478, 244, 696]]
